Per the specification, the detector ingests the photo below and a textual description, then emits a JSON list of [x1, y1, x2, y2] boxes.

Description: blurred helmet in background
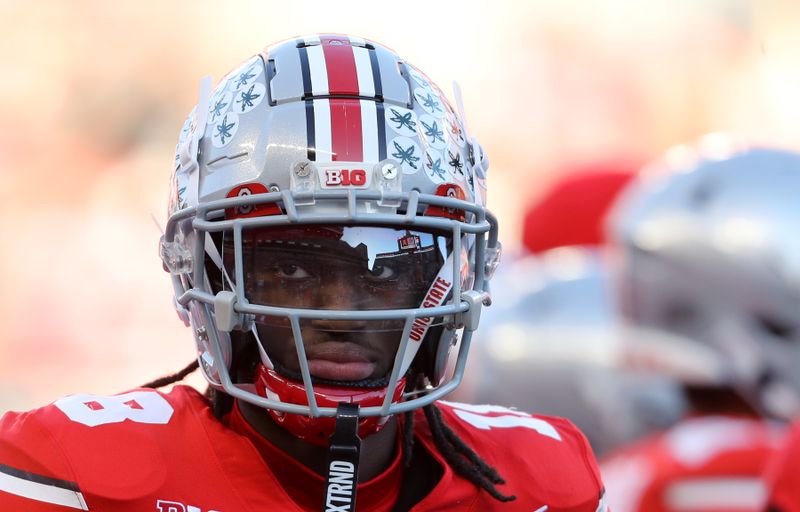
[[453, 165, 684, 455], [607, 140, 800, 420], [522, 161, 637, 254]]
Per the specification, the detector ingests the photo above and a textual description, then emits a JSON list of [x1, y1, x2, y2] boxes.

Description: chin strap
[[322, 403, 361, 512]]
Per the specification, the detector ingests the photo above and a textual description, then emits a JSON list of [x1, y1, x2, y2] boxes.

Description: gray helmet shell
[[608, 145, 800, 418], [160, 34, 500, 419]]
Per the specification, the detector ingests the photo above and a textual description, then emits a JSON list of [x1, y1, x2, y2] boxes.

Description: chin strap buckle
[[322, 403, 361, 512]]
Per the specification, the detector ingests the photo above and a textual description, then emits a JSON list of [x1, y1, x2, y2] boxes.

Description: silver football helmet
[[159, 34, 499, 428], [607, 145, 800, 419], [452, 247, 685, 456]]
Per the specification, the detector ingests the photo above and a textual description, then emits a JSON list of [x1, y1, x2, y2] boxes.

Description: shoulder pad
[[601, 416, 782, 512], [0, 386, 210, 508], [433, 401, 607, 511]]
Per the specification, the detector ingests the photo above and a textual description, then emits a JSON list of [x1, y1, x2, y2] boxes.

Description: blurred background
[[1, 0, 800, 428]]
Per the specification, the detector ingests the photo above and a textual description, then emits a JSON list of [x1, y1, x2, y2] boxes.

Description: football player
[[600, 141, 800, 512], [0, 35, 608, 511], [763, 420, 800, 512], [452, 164, 687, 457]]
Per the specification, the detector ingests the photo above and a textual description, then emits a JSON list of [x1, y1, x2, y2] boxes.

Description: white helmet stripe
[[306, 45, 329, 97], [360, 99, 379, 163], [353, 46, 375, 97], [312, 99, 333, 160]]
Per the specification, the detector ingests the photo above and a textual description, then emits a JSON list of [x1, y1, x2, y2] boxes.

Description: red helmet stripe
[[300, 37, 384, 162], [329, 99, 363, 162], [320, 36, 360, 96]]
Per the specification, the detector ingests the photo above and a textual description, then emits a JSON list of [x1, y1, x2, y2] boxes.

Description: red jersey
[[600, 415, 784, 512], [763, 420, 800, 512], [0, 386, 608, 511]]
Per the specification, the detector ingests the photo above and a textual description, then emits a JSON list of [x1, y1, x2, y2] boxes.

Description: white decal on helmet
[[233, 82, 266, 114], [386, 106, 418, 138], [208, 90, 233, 125], [414, 87, 444, 117], [407, 67, 431, 89], [389, 136, 422, 175], [424, 149, 448, 184], [419, 114, 447, 150], [226, 56, 263, 91], [445, 143, 465, 181], [211, 112, 239, 148]]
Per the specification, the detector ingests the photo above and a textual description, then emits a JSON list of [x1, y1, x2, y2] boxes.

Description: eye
[[368, 264, 396, 280], [277, 263, 311, 279], [756, 313, 796, 341], [661, 301, 697, 329]]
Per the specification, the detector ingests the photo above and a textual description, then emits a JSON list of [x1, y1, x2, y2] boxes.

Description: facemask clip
[[322, 402, 361, 512]]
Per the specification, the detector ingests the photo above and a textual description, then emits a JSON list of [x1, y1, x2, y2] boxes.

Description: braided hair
[[143, 356, 515, 503]]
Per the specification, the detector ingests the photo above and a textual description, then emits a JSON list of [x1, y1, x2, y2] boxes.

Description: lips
[[305, 341, 377, 381]]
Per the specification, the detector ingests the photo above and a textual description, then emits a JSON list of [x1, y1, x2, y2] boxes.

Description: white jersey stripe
[[360, 100, 379, 163], [665, 477, 766, 510], [306, 45, 329, 97], [302, 34, 321, 45], [348, 36, 366, 45], [313, 99, 333, 161], [0, 471, 88, 510], [353, 46, 375, 98]]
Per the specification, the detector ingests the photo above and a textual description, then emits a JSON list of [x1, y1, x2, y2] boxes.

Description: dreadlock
[[140, 359, 199, 389], [145, 360, 515, 504], [422, 403, 515, 502]]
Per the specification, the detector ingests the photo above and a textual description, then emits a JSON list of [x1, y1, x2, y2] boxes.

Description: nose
[[310, 272, 369, 330], [310, 317, 369, 331]]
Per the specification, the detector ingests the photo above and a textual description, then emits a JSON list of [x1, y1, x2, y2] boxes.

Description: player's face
[[224, 226, 448, 383]]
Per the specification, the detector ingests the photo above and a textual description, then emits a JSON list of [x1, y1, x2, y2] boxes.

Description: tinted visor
[[223, 225, 450, 311]]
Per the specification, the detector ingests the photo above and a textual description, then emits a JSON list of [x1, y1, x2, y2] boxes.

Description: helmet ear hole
[[409, 323, 444, 387], [190, 301, 232, 386], [407, 323, 462, 389], [433, 328, 462, 386], [188, 267, 234, 384]]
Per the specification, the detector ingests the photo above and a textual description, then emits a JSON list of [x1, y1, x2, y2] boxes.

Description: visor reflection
[[224, 225, 449, 311]]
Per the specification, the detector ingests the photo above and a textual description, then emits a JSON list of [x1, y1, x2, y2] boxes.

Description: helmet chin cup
[[255, 365, 406, 445]]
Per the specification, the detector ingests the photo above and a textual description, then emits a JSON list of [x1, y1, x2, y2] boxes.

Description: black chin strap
[[322, 403, 361, 512]]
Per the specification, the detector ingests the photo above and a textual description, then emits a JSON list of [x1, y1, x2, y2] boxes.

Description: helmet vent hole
[[687, 180, 714, 210], [756, 313, 795, 341]]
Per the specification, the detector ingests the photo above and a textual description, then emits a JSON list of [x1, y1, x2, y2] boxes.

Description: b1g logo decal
[[319, 165, 372, 189], [55, 391, 174, 427], [324, 168, 366, 187], [157, 500, 222, 512]]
